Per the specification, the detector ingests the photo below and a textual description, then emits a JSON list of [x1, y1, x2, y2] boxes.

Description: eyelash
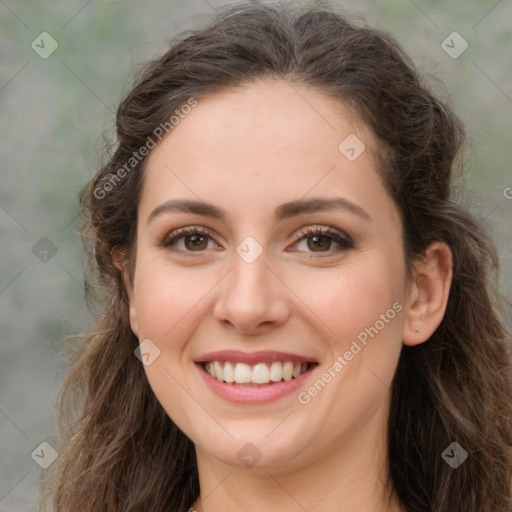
[[158, 226, 354, 259]]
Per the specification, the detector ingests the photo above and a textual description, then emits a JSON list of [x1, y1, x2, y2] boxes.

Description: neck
[[190, 417, 404, 512]]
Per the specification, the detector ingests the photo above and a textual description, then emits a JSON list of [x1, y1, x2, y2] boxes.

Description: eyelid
[[158, 224, 353, 257], [293, 225, 353, 245], [160, 225, 217, 244], [288, 225, 354, 258], [158, 226, 220, 254]]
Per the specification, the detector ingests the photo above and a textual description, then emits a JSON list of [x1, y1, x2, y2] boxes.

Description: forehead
[[155, 79, 369, 160], [138, 79, 400, 228]]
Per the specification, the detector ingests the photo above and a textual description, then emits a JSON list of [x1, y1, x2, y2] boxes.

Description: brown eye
[[184, 234, 208, 251], [307, 235, 333, 252], [159, 227, 217, 255], [291, 227, 354, 258]]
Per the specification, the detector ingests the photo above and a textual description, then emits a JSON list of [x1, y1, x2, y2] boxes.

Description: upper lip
[[194, 350, 318, 365]]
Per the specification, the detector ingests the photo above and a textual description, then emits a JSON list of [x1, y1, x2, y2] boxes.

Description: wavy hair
[[40, 1, 512, 510]]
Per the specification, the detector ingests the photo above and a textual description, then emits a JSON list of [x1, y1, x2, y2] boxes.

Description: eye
[[158, 225, 354, 258], [290, 227, 353, 258], [159, 227, 218, 255]]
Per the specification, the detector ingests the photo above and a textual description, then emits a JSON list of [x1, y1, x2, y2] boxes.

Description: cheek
[[295, 260, 402, 348], [132, 259, 210, 343], [131, 262, 211, 428], [304, 262, 404, 419]]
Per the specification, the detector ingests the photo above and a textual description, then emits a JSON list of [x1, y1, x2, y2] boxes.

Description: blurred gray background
[[0, 0, 511, 509]]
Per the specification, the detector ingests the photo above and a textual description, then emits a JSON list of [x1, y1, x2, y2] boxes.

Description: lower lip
[[196, 363, 316, 404]]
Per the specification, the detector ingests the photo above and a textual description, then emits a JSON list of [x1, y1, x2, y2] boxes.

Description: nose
[[213, 251, 290, 335]]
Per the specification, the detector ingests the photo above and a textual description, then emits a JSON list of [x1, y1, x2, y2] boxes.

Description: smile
[[204, 361, 310, 386], [194, 350, 318, 404]]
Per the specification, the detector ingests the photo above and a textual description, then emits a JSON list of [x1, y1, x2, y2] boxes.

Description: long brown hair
[[40, 1, 512, 510]]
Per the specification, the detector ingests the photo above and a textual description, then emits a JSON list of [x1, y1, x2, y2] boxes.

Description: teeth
[[205, 361, 309, 385], [270, 361, 283, 382], [252, 363, 270, 383], [223, 361, 235, 383], [214, 361, 223, 382], [283, 362, 293, 381], [234, 362, 252, 383], [207, 362, 216, 378]]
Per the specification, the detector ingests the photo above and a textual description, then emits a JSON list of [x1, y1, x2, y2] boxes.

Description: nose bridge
[[213, 244, 288, 332], [227, 232, 271, 299], [232, 249, 268, 296], [226, 249, 271, 310]]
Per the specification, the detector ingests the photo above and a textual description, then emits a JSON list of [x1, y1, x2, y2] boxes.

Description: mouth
[[202, 360, 312, 386], [194, 350, 319, 403]]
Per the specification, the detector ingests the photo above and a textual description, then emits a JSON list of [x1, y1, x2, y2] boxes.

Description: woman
[[40, 1, 512, 511]]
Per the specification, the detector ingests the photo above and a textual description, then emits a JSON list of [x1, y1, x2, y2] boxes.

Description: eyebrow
[[146, 196, 372, 225]]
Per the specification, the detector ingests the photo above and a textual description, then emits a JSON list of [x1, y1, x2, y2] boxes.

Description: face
[[125, 79, 412, 472]]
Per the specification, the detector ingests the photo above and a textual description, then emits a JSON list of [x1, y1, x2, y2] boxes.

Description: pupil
[[308, 235, 330, 251], [186, 235, 207, 250]]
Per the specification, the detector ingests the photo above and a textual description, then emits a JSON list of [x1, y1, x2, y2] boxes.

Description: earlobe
[[112, 245, 140, 338], [402, 241, 453, 346], [111, 245, 127, 272]]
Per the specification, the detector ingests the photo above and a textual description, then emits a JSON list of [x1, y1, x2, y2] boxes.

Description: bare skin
[[117, 79, 452, 512]]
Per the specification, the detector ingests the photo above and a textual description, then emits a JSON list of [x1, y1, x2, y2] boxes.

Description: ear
[[111, 245, 140, 338], [402, 241, 453, 346]]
